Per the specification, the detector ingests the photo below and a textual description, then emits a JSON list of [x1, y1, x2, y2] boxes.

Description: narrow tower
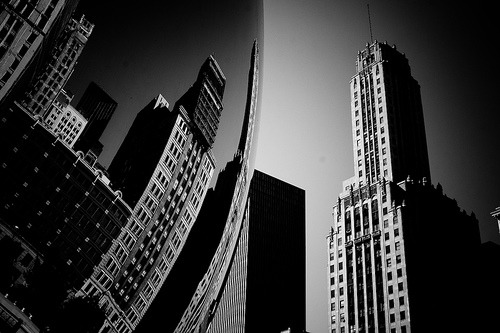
[[327, 41, 479, 333]]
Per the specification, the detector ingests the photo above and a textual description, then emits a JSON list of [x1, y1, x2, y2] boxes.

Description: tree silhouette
[[50, 295, 106, 333]]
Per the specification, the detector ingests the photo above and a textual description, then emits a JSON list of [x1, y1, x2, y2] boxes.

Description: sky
[[67, 1, 498, 332]]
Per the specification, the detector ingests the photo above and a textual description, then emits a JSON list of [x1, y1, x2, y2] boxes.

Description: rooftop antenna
[[367, 2, 374, 43]]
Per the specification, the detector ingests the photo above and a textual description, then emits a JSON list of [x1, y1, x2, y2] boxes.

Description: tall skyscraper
[[73, 81, 117, 158], [0, 0, 80, 106], [78, 56, 226, 333], [350, 42, 430, 186], [207, 169, 306, 333], [22, 14, 94, 116], [327, 41, 480, 333], [174, 40, 261, 333]]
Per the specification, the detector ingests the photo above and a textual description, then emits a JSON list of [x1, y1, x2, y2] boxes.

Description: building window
[[398, 282, 404, 291], [389, 299, 394, 308], [394, 228, 399, 237], [400, 311, 406, 320]]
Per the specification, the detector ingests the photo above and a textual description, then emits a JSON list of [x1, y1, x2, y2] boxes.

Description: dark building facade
[[207, 170, 306, 333], [0, 102, 131, 291], [327, 41, 480, 333], [73, 81, 117, 158]]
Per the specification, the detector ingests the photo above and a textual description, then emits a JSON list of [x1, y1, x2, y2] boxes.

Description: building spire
[[367, 2, 374, 43]]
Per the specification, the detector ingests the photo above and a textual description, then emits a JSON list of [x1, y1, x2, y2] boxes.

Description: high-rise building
[[174, 56, 226, 148], [207, 169, 306, 333], [135, 41, 261, 333], [73, 81, 117, 158], [0, 0, 80, 106], [174, 40, 261, 333], [350, 42, 430, 186], [327, 41, 480, 333], [22, 14, 93, 116], [43, 89, 87, 148], [78, 56, 225, 333]]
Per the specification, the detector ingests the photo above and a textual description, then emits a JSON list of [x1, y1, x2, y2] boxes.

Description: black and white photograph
[[0, 1, 498, 332]]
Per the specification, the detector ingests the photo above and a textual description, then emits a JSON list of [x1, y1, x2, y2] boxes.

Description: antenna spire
[[367, 3, 374, 43]]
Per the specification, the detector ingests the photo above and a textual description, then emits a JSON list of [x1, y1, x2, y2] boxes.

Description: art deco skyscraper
[[78, 56, 225, 333], [327, 41, 480, 333], [350, 42, 430, 186], [22, 14, 94, 116]]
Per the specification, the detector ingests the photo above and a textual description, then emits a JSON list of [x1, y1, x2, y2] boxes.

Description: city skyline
[[8, 1, 497, 333]]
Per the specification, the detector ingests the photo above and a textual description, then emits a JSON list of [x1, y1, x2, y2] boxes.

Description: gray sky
[[68, 1, 498, 332]]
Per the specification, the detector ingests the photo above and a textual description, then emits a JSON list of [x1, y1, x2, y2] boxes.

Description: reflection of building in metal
[[79, 56, 225, 333], [0, 102, 132, 291], [173, 40, 260, 333], [207, 170, 305, 333], [327, 41, 480, 333], [135, 41, 262, 333], [42, 89, 86, 148], [0, 0, 80, 106], [491, 206, 500, 236], [22, 14, 93, 116], [72, 81, 117, 159]]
